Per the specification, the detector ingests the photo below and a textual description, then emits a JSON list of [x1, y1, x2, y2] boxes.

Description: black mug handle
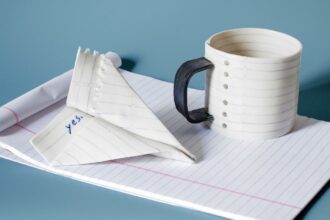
[[174, 57, 214, 123]]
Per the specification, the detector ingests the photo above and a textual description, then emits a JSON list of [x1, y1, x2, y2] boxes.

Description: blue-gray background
[[0, 0, 329, 219]]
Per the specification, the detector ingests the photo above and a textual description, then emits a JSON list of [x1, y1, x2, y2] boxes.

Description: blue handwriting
[[65, 115, 84, 134]]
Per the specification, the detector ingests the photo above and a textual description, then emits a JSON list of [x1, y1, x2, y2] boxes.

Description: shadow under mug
[[174, 28, 303, 140]]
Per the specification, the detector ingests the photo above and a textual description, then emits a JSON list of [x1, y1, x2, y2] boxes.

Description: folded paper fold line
[[30, 48, 195, 165]]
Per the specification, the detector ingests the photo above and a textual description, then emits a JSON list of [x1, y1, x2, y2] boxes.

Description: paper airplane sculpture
[[30, 48, 195, 165]]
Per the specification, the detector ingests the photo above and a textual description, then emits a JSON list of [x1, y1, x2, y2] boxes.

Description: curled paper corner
[[0, 48, 123, 134], [30, 47, 196, 166]]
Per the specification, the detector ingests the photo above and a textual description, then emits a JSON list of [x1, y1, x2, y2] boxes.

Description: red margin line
[[2, 106, 20, 123], [15, 123, 36, 134], [113, 161, 301, 210]]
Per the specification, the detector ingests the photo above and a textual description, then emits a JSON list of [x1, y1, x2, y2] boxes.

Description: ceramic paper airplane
[[30, 48, 195, 165]]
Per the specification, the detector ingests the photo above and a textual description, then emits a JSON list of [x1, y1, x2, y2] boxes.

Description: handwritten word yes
[[65, 115, 84, 134]]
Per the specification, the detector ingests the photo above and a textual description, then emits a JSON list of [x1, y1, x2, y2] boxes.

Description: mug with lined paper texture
[[174, 28, 302, 140]]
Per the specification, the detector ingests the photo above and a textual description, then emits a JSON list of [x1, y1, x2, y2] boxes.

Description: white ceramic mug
[[174, 28, 302, 140]]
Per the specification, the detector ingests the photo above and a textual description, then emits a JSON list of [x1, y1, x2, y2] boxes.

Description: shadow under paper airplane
[[121, 57, 137, 72]]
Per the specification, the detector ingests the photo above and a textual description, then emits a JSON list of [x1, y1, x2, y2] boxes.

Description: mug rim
[[205, 28, 303, 62]]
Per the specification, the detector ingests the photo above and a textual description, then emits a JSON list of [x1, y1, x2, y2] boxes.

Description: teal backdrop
[[0, 0, 329, 219]]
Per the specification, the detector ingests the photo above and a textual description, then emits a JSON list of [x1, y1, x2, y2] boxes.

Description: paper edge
[[0, 142, 256, 220]]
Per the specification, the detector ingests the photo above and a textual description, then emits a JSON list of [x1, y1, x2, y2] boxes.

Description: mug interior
[[208, 28, 302, 59]]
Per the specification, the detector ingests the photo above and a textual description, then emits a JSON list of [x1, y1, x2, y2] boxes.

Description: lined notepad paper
[[0, 70, 329, 220]]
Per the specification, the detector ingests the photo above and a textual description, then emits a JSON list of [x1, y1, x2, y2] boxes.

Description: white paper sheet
[[0, 60, 329, 220]]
